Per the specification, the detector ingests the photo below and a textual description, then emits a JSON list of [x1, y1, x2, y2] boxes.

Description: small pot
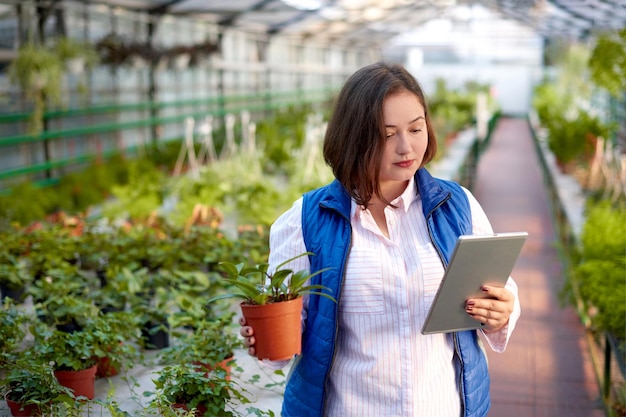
[[96, 356, 119, 378], [171, 402, 207, 416], [0, 284, 26, 304], [54, 364, 98, 400], [240, 297, 302, 361], [5, 395, 43, 417], [141, 320, 170, 350]]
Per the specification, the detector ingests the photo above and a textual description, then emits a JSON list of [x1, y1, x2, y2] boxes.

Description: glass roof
[[86, 0, 625, 45]]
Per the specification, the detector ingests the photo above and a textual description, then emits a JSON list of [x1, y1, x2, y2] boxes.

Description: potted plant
[[161, 314, 241, 379], [8, 42, 63, 134], [0, 354, 75, 417], [128, 267, 177, 350], [0, 298, 29, 366], [0, 230, 31, 303], [28, 266, 99, 332], [30, 321, 99, 400], [91, 264, 143, 314], [147, 362, 249, 417], [54, 37, 99, 76], [211, 252, 334, 361], [89, 310, 142, 378]]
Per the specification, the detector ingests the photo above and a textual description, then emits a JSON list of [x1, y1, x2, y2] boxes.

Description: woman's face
[[378, 90, 429, 196]]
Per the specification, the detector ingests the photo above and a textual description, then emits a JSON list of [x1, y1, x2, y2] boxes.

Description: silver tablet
[[421, 232, 528, 335]]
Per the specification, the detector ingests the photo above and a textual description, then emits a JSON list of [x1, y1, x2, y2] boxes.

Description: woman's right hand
[[239, 316, 257, 357]]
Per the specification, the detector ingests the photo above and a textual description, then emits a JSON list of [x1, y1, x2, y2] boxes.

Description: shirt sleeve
[[258, 198, 309, 370], [463, 187, 521, 353], [268, 197, 310, 274]]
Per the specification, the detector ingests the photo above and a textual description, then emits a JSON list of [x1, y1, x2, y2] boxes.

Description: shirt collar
[[351, 177, 419, 220], [394, 176, 418, 213]]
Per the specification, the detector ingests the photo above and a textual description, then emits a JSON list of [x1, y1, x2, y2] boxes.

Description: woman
[[240, 62, 520, 417]]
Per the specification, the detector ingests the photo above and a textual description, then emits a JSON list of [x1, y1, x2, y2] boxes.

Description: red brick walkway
[[473, 117, 604, 417]]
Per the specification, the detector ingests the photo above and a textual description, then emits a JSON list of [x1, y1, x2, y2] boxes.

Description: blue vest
[[282, 168, 490, 417]]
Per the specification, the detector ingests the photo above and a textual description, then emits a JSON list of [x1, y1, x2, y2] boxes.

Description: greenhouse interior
[[0, 0, 624, 416]]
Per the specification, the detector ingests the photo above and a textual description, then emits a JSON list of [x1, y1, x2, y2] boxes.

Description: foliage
[[54, 37, 99, 69], [0, 182, 56, 227], [31, 307, 142, 372], [545, 111, 611, 165], [0, 353, 74, 412], [29, 266, 100, 330], [256, 104, 311, 175], [0, 154, 130, 231], [89, 310, 143, 374], [588, 28, 626, 98], [428, 78, 495, 158], [101, 158, 167, 221], [161, 314, 241, 367], [31, 321, 99, 371], [212, 252, 335, 306], [532, 41, 615, 166], [147, 363, 249, 417], [573, 201, 626, 341], [0, 231, 31, 291], [8, 42, 63, 134], [176, 225, 235, 271], [232, 225, 270, 266], [0, 299, 30, 363]]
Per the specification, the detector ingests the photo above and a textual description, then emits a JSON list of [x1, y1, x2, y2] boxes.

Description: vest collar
[[319, 168, 450, 218]]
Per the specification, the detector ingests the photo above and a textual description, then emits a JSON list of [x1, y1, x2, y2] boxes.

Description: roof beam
[[218, 0, 275, 27]]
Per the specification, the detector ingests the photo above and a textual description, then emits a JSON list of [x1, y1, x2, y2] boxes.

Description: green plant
[[0, 182, 57, 228], [54, 37, 99, 71], [573, 201, 626, 341], [588, 28, 626, 98], [92, 265, 142, 312], [165, 269, 227, 326], [90, 310, 143, 375], [147, 363, 249, 417], [0, 353, 75, 415], [101, 159, 166, 222], [31, 321, 100, 372], [175, 225, 235, 271], [29, 266, 99, 330], [0, 299, 30, 364], [8, 42, 63, 134], [212, 252, 335, 306], [545, 112, 612, 165], [161, 314, 241, 368], [0, 232, 31, 296]]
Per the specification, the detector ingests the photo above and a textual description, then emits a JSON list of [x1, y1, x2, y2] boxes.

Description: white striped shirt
[[268, 177, 520, 417]]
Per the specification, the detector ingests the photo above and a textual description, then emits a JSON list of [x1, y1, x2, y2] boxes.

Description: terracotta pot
[[171, 402, 207, 416], [5, 396, 43, 417], [54, 364, 97, 400], [240, 297, 302, 361], [96, 356, 119, 378], [193, 355, 234, 381]]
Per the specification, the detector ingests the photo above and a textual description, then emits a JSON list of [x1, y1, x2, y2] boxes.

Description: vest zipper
[[425, 192, 466, 416], [319, 202, 351, 417]]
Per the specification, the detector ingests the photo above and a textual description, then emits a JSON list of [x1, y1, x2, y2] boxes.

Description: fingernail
[[481, 286, 489, 292], [467, 300, 475, 306]]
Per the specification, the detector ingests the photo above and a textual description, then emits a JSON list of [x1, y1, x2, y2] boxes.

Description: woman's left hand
[[465, 285, 514, 333]]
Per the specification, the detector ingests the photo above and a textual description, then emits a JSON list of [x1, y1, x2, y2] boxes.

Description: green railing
[[0, 89, 334, 188]]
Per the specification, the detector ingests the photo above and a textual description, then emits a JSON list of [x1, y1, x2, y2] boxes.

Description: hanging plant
[[8, 43, 63, 134], [588, 28, 626, 98], [54, 37, 99, 75]]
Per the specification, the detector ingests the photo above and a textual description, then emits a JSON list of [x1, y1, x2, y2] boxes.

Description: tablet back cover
[[421, 232, 528, 335]]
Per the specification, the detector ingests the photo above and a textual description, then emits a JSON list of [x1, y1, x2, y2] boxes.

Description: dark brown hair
[[323, 62, 437, 207]]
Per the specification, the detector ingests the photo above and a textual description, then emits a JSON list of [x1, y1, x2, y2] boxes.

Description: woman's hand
[[465, 285, 514, 333], [239, 316, 257, 356]]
